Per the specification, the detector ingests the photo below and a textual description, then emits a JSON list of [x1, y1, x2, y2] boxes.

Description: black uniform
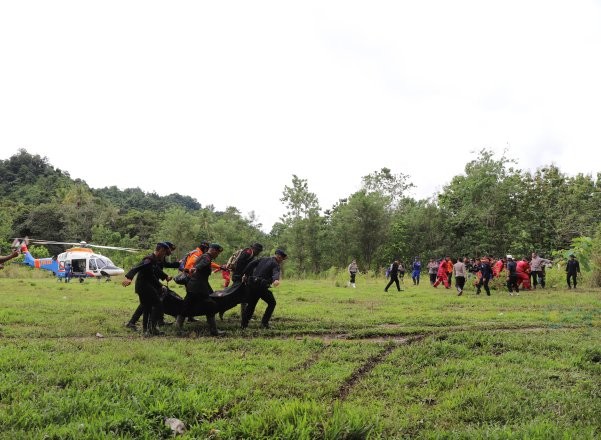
[[476, 261, 493, 295], [566, 258, 581, 289], [231, 248, 256, 283], [385, 261, 401, 292], [184, 253, 219, 317], [506, 260, 519, 293], [241, 256, 281, 328], [128, 257, 179, 327], [124, 253, 164, 333]]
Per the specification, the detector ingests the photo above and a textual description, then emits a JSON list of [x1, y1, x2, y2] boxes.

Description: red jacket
[[437, 262, 448, 278], [516, 260, 530, 274], [493, 259, 504, 277]]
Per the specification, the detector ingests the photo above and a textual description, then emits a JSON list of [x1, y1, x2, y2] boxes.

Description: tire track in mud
[[334, 334, 426, 401], [328, 325, 569, 401], [0, 324, 571, 342]]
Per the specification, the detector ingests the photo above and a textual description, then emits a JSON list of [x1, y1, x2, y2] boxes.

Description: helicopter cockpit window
[[95, 258, 107, 269], [100, 257, 117, 268], [89, 259, 98, 271]]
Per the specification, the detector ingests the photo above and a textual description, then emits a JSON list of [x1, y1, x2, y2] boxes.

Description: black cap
[[164, 241, 176, 250], [209, 243, 223, 252], [156, 242, 170, 250], [251, 243, 264, 252], [275, 249, 287, 259]]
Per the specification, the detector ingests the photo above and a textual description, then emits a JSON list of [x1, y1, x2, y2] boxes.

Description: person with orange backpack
[[174, 240, 223, 286]]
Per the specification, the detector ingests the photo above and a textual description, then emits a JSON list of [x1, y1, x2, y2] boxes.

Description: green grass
[[0, 271, 600, 439]]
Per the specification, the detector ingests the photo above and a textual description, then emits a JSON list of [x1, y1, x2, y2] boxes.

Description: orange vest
[[183, 247, 221, 272]]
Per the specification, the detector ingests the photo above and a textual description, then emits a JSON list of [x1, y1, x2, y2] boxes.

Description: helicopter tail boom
[[20, 244, 61, 275]]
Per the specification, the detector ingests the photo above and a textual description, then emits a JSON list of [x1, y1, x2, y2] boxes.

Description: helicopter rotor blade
[[28, 239, 82, 246], [83, 244, 140, 252], [25, 239, 139, 252]]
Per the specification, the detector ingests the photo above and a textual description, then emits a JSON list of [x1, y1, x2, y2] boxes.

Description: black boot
[[207, 314, 224, 336], [145, 323, 164, 337]]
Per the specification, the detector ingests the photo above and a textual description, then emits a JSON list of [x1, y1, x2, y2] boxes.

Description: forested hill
[[0, 149, 267, 261], [0, 149, 201, 211]]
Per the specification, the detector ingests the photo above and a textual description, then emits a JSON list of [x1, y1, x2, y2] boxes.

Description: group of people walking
[[346, 252, 581, 295], [425, 252, 580, 295], [122, 240, 287, 337]]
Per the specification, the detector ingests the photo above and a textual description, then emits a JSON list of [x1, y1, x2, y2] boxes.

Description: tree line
[[2, 149, 601, 283]]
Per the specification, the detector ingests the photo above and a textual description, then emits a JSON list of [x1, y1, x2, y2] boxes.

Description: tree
[[437, 149, 523, 257], [331, 190, 391, 269], [0, 209, 14, 250], [280, 175, 322, 273], [590, 224, 601, 287], [115, 209, 161, 249], [361, 167, 414, 209], [152, 207, 202, 257]]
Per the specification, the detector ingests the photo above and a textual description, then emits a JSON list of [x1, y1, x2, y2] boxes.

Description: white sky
[[2, 1, 601, 232]]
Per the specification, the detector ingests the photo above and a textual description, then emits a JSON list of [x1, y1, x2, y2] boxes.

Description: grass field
[[1, 270, 600, 439]]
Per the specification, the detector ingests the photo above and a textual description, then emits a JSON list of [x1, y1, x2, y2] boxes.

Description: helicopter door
[[71, 259, 87, 275], [89, 258, 98, 274]]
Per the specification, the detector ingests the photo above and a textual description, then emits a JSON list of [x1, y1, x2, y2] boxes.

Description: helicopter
[[12, 238, 139, 282]]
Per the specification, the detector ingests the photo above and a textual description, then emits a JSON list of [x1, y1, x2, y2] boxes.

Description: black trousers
[[129, 304, 144, 324], [429, 273, 437, 284], [531, 271, 545, 288], [242, 283, 276, 327], [477, 277, 491, 295], [349, 272, 356, 283], [455, 276, 465, 291], [567, 273, 578, 288], [507, 275, 519, 292], [138, 290, 162, 332], [385, 276, 400, 292], [130, 303, 167, 324]]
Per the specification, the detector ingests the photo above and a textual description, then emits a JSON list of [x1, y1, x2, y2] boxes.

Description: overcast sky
[[2, 1, 600, 232]]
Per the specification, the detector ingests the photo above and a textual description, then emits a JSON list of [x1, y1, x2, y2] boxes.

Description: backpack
[[178, 249, 200, 271], [174, 249, 198, 284], [178, 253, 190, 271], [226, 248, 246, 271]]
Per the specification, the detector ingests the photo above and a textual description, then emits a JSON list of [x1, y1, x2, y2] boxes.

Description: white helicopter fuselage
[[57, 247, 125, 278]]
